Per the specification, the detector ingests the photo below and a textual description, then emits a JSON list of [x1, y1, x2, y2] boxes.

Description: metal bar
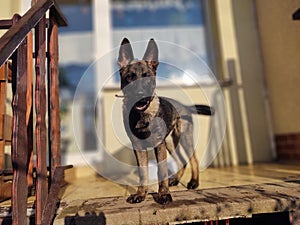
[[11, 37, 29, 225], [0, 0, 67, 67], [0, 64, 6, 170], [48, 16, 61, 181], [35, 16, 48, 225], [0, 64, 6, 201]]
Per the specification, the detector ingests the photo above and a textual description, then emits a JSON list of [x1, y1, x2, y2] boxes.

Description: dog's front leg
[[154, 142, 172, 204], [127, 150, 148, 203]]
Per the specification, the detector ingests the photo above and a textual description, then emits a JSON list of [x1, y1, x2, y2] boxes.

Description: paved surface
[[52, 163, 300, 224], [0, 163, 299, 224]]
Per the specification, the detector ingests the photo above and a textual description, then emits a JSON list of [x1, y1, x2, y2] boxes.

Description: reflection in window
[[58, 0, 97, 154], [56, 0, 215, 161], [111, 0, 213, 85]]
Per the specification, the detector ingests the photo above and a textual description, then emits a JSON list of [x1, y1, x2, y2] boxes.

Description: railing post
[[0, 1, 68, 223], [48, 14, 61, 182], [35, 15, 48, 225], [26, 30, 34, 193], [0, 64, 6, 170], [11, 34, 29, 225], [0, 63, 7, 202]]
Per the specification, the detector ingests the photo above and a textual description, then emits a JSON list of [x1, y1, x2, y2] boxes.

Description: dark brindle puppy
[[118, 38, 214, 205]]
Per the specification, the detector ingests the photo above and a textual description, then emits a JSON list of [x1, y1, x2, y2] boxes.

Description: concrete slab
[[53, 163, 300, 224], [54, 178, 300, 225]]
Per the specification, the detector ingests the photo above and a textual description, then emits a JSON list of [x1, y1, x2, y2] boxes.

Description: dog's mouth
[[135, 97, 151, 111]]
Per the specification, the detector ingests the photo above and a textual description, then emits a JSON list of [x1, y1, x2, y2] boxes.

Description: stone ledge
[[54, 177, 300, 225]]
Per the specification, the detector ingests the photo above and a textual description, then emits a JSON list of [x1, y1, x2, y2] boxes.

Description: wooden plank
[[0, 141, 4, 171], [48, 17, 61, 180], [50, 3, 68, 26], [41, 166, 65, 225], [0, 64, 5, 80], [35, 17, 48, 225], [0, 64, 6, 170], [57, 178, 300, 225], [7, 62, 12, 83], [2, 114, 12, 142], [26, 31, 34, 190], [0, 180, 12, 202], [0, 19, 14, 29], [11, 38, 29, 225]]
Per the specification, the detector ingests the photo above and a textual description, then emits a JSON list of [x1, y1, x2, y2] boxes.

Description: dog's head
[[118, 38, 159, 111]]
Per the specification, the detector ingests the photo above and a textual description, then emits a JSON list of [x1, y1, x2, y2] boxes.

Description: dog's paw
[[126, 194, 145, 204], [187, 179, 199, 189], [156, 193, 173, 205], [169, 177, 179, 186]]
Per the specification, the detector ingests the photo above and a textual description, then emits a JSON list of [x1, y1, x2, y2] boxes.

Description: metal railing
[[0, 0, 70, 224]]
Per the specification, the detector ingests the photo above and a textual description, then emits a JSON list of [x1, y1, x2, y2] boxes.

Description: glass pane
[[111, 0, 213, 85], [58, 1, 97, 154]]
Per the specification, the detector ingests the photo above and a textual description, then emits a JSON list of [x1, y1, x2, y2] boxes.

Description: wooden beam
[[41, 166, 65, 225], [26, 31, 34, 191], [35, 16, 48, 225], [0, 0, 67, 67], [11, 38, 29, 225], [0, 64, 6, 170], [48, 16, 61, 180]]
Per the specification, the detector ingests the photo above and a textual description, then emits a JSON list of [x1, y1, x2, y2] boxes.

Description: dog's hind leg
[[166, 118, 184, 186], [180, 124, 199, 189], [187, 152, 199, 189], [166, 129, 186, 186], [127, 150, 148, 203]]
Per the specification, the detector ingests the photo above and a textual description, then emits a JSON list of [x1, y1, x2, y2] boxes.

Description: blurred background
[[1, 0, 300, 169]]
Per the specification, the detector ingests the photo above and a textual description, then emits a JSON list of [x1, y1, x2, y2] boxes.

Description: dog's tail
[[191, 105, 214, 116]]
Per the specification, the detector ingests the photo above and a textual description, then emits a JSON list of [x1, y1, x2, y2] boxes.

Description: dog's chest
[[144, 95, 160, 116], [134, 96, 160, 131], [127, 95, 160, 129], [123, 96, 166, 145]]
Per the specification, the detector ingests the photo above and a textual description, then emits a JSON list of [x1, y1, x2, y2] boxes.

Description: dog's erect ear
[[118, 38, 134, 69], [143, 38, 159, 70]]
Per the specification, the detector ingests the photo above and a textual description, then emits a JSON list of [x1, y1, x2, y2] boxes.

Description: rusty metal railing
[[0, 0, 71, 224]]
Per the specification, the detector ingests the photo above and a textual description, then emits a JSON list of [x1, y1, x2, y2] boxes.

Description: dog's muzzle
[[134, 96, 152, 111]]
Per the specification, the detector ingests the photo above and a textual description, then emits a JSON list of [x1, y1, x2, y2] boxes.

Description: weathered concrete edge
[[53, 179, 300, 225]]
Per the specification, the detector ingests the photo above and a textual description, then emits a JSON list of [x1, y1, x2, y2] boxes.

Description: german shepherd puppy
[[118, 38, 213, 204]]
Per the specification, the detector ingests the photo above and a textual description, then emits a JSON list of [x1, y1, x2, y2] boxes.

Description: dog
[[118, 38, 214, 204]]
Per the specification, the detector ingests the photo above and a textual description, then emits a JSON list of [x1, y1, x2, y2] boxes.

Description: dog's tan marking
[[144, 94, 159, 116]]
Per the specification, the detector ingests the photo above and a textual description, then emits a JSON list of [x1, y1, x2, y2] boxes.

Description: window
[[58, 0, 98, 157], [56, 0, 216, 164], [110, 0, 214, 85]]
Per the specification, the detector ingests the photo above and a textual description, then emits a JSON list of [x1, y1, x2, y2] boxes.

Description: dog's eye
[[142, 73, 148, 78], [126, 73, 136, 81]]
